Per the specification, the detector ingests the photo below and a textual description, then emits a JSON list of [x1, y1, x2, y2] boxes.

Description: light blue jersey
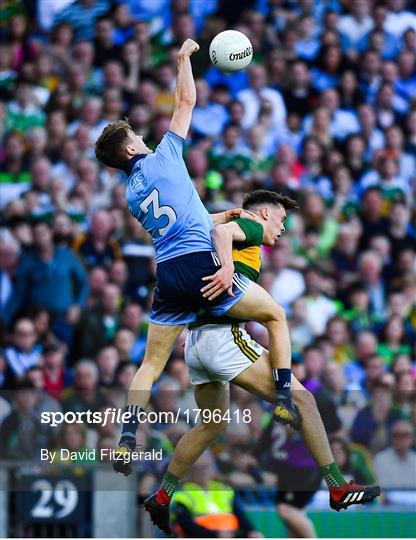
[[126, 131, 214, 262]]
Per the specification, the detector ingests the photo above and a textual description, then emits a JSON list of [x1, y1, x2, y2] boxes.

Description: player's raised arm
[[169, 39, 200, 139]]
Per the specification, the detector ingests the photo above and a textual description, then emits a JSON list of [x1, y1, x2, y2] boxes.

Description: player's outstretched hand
[[178, 38, 200, 58], [201, 266, 234, 301]]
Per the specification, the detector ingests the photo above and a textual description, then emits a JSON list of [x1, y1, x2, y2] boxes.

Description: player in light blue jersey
[[95, 39, 301, 475], [125, 130, 214, 263]]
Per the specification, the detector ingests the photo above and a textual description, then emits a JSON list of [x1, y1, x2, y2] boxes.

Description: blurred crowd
[[0, 0, 415, 504]]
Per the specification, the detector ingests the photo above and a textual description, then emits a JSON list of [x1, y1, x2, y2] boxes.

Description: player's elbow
[[215, 222, 242, 242], [212, 224, 228, 241], [178, 96, 196, 108]]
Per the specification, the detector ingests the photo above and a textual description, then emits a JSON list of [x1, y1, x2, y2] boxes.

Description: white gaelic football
[[209, 30, 253, 72]]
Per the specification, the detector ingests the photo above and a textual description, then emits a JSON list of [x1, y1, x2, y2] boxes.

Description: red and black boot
[[144, 489, 172, 535], [329, 480, 381, 511]]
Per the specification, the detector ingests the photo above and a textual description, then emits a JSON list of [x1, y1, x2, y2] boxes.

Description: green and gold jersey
[[232, 218, 263, 282], [190, 218, 264, 328]]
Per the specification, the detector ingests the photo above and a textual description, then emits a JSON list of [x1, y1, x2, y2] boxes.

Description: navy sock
[[120, 404, 143, 448], [272, 368, 291, 399]]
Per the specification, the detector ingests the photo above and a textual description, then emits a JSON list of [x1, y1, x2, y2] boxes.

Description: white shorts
[[184, 323, 265, 385]]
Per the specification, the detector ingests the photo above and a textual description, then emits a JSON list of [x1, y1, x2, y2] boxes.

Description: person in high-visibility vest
[[171, 451, 263, 538]]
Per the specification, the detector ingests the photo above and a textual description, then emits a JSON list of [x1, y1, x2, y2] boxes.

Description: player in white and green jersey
[[144, 190, 381, 534]]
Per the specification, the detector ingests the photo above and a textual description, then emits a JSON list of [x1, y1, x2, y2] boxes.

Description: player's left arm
[[169, 39, 199, 139], [211, 209, 242, 226], [201, 222, 247, 300]]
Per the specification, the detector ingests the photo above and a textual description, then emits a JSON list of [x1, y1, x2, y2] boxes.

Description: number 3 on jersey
[[140, 188, 177, 236]]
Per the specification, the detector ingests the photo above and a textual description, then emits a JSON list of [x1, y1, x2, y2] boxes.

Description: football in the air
[[209, 30, 253, 72]]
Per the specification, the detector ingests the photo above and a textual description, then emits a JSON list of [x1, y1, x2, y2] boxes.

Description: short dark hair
[[224, 122, 241, 132], [32, 218, 51, 228], [242, 190, 299, 212], [95, 120, 132, 170]]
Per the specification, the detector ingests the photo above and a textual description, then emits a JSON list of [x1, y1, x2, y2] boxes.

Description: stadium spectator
[[115, 362, 138, 392], [73, 209, 122, 269], [114, 327, 136, 363], [358, 250, 386, 317], [326, 316, 355, 365], [51, 137, 82, 190], [209, 122, 250, 175], [109, 259, 129, 295], [67, 97, 107, 143], [61, 359, 107, 414], [378, 315, 412, 366], [280, 60, 316, 118], [55, 422, 93, 463], [237, 64, 286, 129], [120, 303, 147, 363], [330, 437, 376, 485], [5, 78, 45, 135], [191, 78, 228, 138], [373, 420, 416, 490], [42, 339, 68, 401], [0, 379, 49, 459], [3, 318, 41, 387], [96, 345, 120, 388], [171, 451, 262, 538], [93, 16, 120, 68], [303, 89, 360, 140], [5, 221, 88, 339], [0, 231, 19, 314], [321, 361, 359, 430], [346, 353, 386, 407], [338, 0, 374, 51], [151, 376, 184, 430], [288, 297, 314, 352], [26, 365, 62, 418], [393, 372, 415, 419], [269, 239, 305, 309], [86, 266, 109, 309], [350, 380, 402, 454], [302, 267, 337, 336], [72, 283, 121, 361], [388, 202, 415, 260], [384, 0, 416, 38], [54, 0, 110, 42]]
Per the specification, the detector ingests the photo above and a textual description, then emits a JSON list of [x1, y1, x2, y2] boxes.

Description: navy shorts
[[150, 251, 250, 325]]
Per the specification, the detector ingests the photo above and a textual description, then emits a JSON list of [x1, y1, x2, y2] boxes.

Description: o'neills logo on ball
[[229, 46, 252, 61]]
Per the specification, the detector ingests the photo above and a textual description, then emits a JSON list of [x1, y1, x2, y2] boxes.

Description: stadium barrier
[[239, 487, 415, 538], [246, 507, 415, 538], [0, 462, 414, 538], [0, 462, 137, 538]]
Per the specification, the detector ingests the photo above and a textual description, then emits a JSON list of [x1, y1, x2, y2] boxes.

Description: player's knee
[[138, 360, 164, 384], [212, 419, 228, 437], [294, 386, 316, 410], [265, 305, 287, 327], [202, 419, 228, 438], [277, 502, 293, 521]]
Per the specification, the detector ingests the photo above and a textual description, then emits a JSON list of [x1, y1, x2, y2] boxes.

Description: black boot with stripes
[[329, 480, 381, 511]]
